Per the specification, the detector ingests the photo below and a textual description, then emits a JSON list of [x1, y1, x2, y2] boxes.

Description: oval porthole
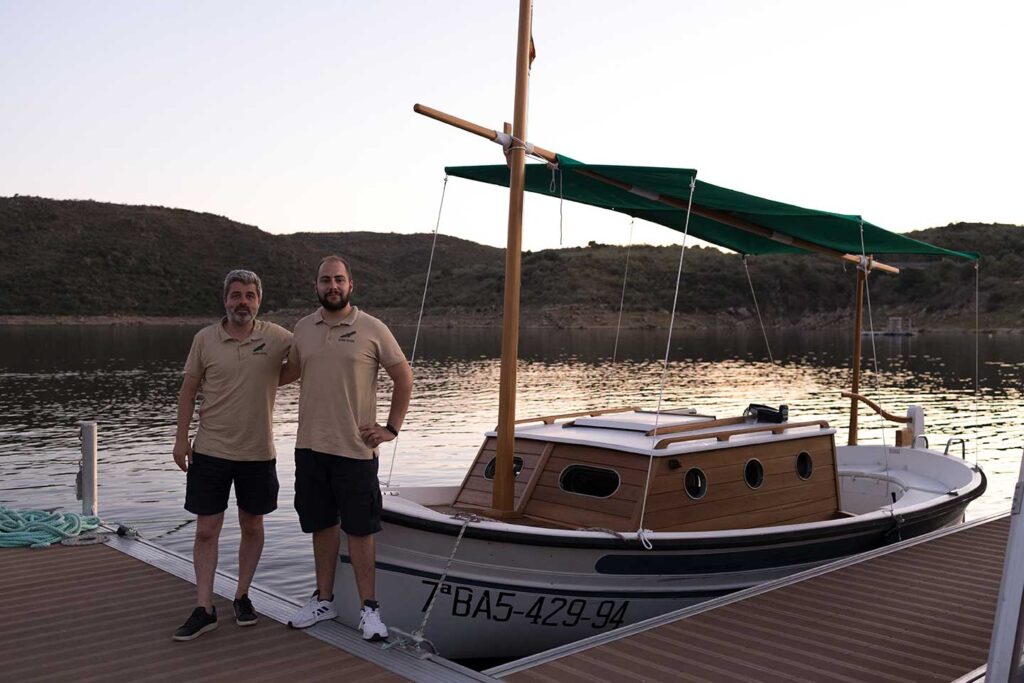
[[559, 465, 620, 498], [484, 456, 524, 480], [744, 459, 765, 489], [683, 467, 708, 500], [796, 451, 813, 480]]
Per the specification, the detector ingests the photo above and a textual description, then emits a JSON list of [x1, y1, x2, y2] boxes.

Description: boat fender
[[907, 405, 925, 440]]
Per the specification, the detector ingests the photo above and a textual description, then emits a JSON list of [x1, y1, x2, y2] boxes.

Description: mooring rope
[[635, 175, 698, 549], [403, 512, 483, 653], [0, 506, 101, 548], [743, 255, 775, 364], [385, 175, 448, 488], [611, 218, 635, 363]]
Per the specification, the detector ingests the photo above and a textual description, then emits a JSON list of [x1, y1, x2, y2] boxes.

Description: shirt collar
[[315, 306, 360, 327], [217, 318, 263, 343]]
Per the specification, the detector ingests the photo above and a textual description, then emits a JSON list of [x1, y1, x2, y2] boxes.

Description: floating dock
[[2, 514, 1010, 681], [491, 514, 1009, 681], [0, 533, 491, 683]]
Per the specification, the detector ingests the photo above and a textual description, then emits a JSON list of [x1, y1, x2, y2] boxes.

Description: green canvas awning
[[445, 155, 977, 261]]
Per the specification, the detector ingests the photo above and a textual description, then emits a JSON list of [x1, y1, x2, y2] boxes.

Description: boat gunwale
[[381, 466, 987, 550]]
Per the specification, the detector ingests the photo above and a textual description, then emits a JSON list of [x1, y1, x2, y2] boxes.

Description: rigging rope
[[635, 175, 698, 548], [611, 218, 635, 363], [0, 506, 101, 548], [742, 255, 775, 364], [549, 165, 565, 246], [384, 175, 448, 487]]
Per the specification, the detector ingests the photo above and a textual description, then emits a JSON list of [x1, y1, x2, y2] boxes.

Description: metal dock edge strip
[[104, 531, 494, 683], [487, 511, 1010, 678]]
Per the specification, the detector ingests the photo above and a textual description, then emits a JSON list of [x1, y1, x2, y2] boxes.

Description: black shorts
[[184, 451, 279, 516], [294, 448, 382, 536]]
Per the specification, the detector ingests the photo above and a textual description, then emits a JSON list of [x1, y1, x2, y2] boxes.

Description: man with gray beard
[[171, 269, 293, 641]]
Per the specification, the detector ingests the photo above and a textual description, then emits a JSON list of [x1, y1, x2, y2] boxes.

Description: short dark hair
[[223, 269, 262, 300], [317, 255, 353, 281]]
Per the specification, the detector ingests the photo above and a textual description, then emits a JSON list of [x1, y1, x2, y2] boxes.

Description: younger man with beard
[[171, 270, 292, 641], [284, 255, 412, 641]]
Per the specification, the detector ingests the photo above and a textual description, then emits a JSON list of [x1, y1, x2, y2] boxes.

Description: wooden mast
[[491, 0, 534, 516], [848, 266, 867, 445]]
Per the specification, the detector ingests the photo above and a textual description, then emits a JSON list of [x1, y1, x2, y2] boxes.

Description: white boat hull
[[332, 445, 984, 660]]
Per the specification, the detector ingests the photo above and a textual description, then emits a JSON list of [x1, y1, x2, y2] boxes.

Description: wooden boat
[[332, 1, 986, 660], [335, 405, 983, 659]]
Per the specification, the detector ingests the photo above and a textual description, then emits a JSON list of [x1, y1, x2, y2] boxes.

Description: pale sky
[[1, 1, 1021, 251]]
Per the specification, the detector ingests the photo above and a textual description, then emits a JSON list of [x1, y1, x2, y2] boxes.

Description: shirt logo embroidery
[[251, 343, 267, 355], [338, 330, 357, 343]]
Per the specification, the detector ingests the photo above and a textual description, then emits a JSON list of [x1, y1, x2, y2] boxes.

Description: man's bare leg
[[236, 509, 264, 598], [194, 512, 225, 612], [348, 533, 376, 605], [313, 524, 340, 598]]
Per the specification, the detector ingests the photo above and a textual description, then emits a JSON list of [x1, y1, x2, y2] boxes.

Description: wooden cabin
[[451, 408, 842, 532]]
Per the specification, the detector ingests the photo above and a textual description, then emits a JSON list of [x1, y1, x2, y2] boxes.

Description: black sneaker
[[233, 595, 258, 627], [173, 606, 218, 641]]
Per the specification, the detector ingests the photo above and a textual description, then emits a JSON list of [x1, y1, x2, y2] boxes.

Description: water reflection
[[1, 324, 1021, 603]]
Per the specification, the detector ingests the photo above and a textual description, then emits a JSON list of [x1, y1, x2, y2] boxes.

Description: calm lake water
[[1, 323, 1021, 606]]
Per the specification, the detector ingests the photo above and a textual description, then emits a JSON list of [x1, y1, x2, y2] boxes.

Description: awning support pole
[[849, 266, 866, 445]]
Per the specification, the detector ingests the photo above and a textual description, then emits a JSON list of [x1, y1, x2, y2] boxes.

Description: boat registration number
[[420, 580, 629, 628]]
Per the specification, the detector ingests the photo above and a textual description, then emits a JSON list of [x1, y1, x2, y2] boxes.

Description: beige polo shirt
[[290, 307, 406, 460], [185, 319, 292, 461]]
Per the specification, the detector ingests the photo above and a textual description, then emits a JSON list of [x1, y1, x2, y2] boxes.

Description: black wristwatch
[[385, 423, 399, 437]]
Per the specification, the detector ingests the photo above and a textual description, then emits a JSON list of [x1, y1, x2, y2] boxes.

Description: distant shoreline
[[0, 308, 1018, 333]]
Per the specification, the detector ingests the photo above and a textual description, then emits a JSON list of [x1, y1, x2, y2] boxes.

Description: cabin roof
[[488, 410, 836, 456]]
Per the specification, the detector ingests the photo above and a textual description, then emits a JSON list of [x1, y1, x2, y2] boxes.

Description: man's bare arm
[[384, 360, 412, 432], [173, 374, 201, 472], [358, 360, 413, 449], [279, 359, 300, 386]]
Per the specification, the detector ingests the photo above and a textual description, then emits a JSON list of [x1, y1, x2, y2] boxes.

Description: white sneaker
[[288, 591, 337, 629], [359, 605, 389, 641]]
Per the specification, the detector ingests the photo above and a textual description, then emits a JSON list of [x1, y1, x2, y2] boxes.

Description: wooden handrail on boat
[[654, 420, 831, 450], [513, 406, 639, 426], [841, 391, 910, 424], [645, 415, 746, 437]]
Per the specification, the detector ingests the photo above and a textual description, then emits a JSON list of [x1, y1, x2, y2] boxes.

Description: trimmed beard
[[226, 305, 256, 326], [318, 291, 350, 312]]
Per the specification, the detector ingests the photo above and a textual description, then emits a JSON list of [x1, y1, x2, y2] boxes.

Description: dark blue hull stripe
[[339, 554, 733, 600]]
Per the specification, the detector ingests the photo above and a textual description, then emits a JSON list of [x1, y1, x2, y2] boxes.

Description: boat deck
[[0, 534, 491, 683], [492, 514, 1009, 682]]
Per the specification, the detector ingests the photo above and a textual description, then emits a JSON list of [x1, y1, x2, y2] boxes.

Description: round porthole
[[684, 467, 708, 500], [484, 456, 524, 480], [744, 459, 765, 489], [796, 451, 813, 480]]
